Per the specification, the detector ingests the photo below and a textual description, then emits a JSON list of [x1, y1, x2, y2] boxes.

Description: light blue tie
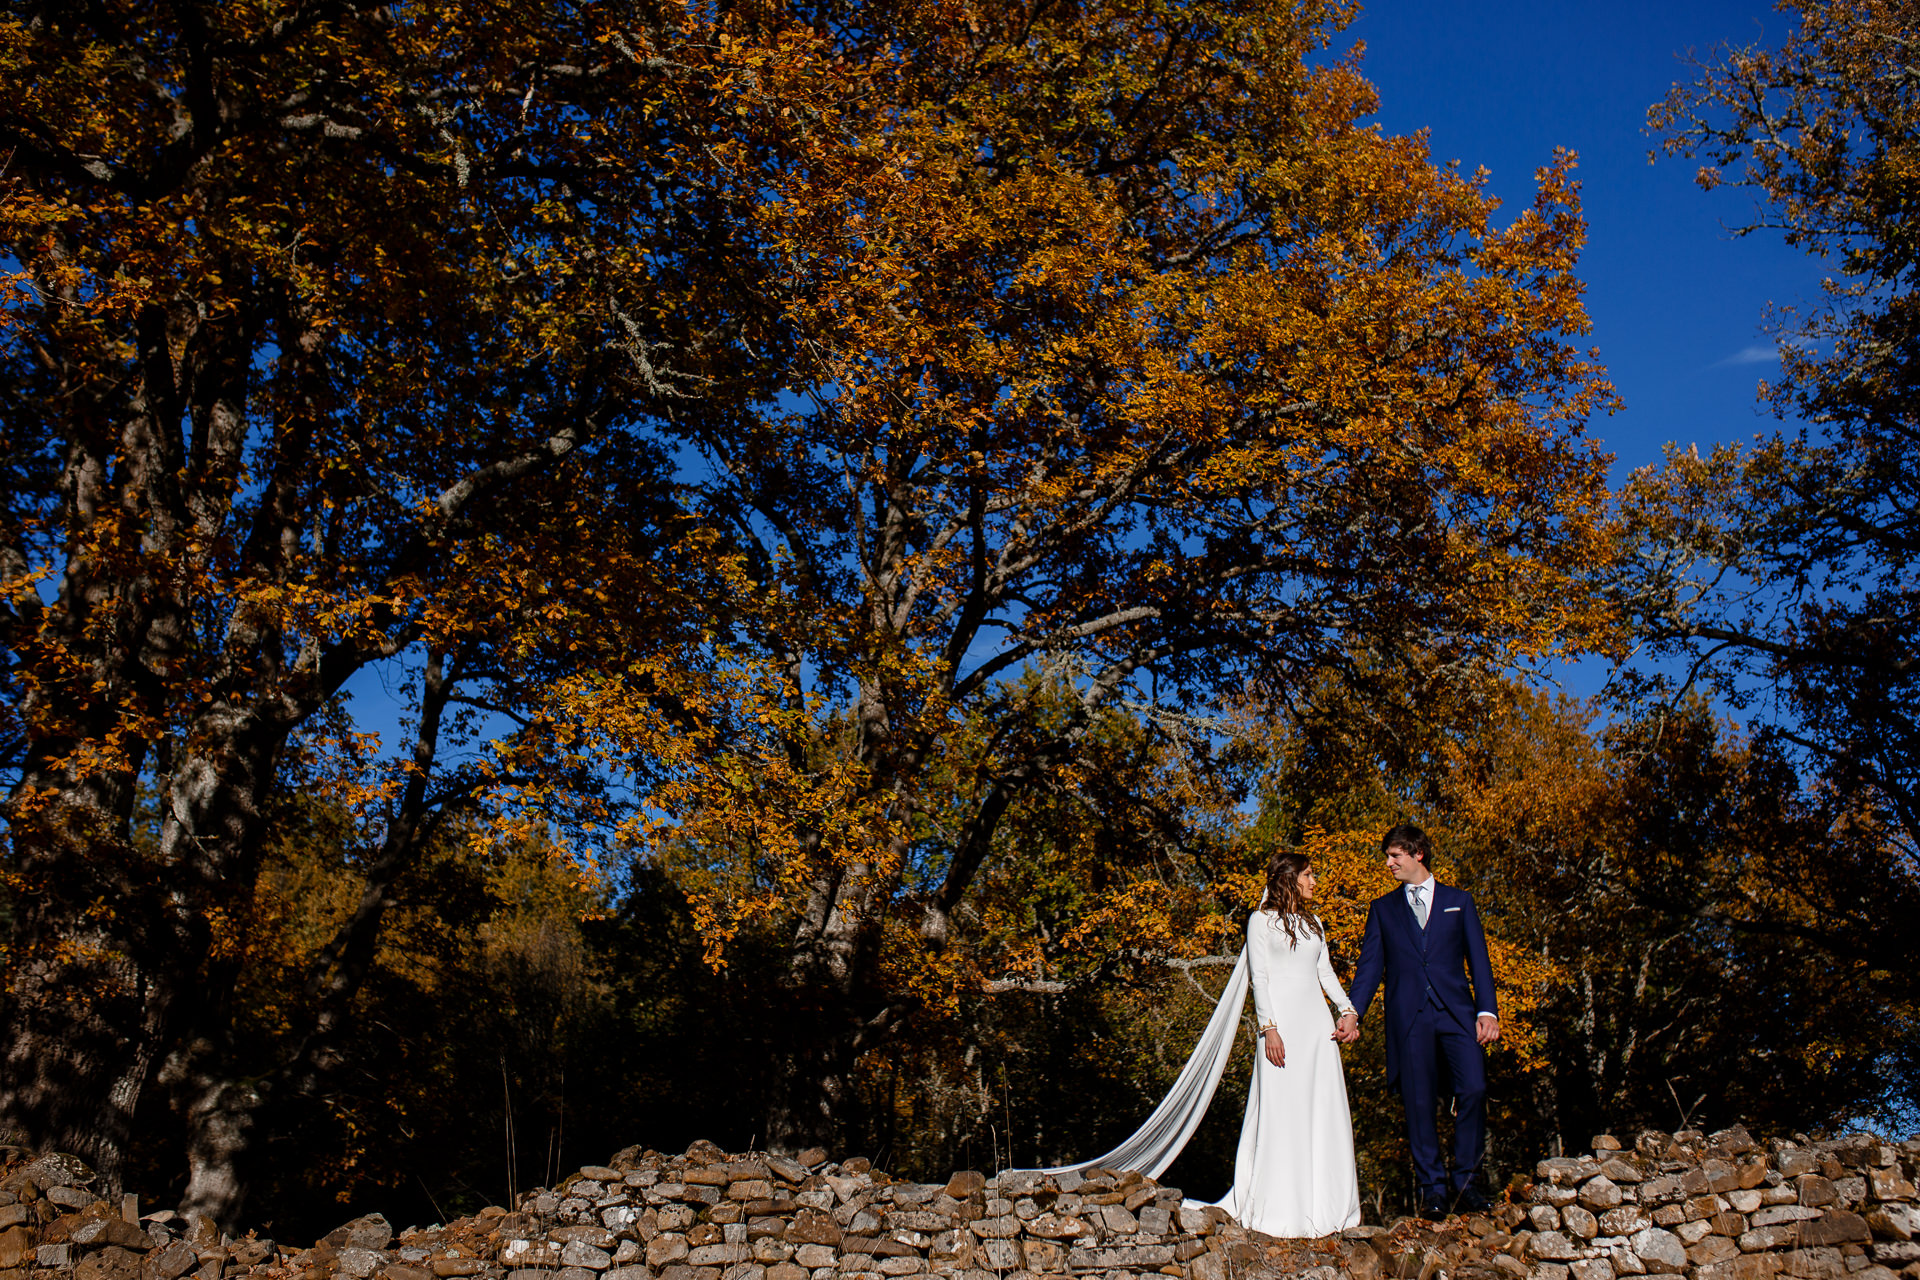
[[1412, 885, 1429, 929]]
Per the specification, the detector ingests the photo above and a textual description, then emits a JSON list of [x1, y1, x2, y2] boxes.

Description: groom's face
[[1384, 845, 1429, 883]]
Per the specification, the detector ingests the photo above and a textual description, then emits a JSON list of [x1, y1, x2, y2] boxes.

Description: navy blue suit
[[1349, 880, 1498, 1205]]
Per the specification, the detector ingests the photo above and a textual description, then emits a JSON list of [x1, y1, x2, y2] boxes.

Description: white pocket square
[[1444, 906, 1461, 912]]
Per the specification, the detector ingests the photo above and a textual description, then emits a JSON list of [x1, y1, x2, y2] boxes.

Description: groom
[[1348, 823, 1500, 1217]]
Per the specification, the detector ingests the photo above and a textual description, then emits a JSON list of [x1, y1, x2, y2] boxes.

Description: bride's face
[[1295, 866, 1316, 900]]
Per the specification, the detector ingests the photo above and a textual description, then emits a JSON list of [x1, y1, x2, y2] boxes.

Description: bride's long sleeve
[[1315, 917, 1356, 1017], [1245, 912, 1277, 1036]]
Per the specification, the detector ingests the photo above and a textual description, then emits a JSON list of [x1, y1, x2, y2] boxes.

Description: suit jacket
[[1349, 881, 1498, 1086]]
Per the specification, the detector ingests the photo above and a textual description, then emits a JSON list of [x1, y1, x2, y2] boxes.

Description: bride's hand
[[1263, 1028, 1285, 1067], [1332, 1012, 1360, 1045]]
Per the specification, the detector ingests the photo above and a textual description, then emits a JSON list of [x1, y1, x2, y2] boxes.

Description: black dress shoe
[[1455, 1188, 1490, 1212], [1418, 1200, 1451, 1219]]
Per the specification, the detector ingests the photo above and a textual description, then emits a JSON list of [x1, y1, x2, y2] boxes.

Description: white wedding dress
[[1211, 910, 1362, 1238], [1016, 908, 1362, 1239]]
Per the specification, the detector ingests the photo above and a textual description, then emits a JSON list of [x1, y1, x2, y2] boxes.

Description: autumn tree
[[1411, 684, 1915, 1149], [1246, 675, 1918, 1167], [3, 0, 1621, 1212], [0, 0, 795, 1224], [1634, 0, 1920, 859], [565, 0, 1622, 1149]]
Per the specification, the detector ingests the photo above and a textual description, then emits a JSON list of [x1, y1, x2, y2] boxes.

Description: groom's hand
[[1263, 1029, 1286, 1067], [1476, 1014, 1501, 1046], [1333, 1012, 1360, 1044]]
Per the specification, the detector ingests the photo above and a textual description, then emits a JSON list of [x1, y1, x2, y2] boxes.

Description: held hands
[[1333, 1012, 1360, 1045], [1476, 1014, 1501, 1046], [1263, 1028, 1286, 1067]]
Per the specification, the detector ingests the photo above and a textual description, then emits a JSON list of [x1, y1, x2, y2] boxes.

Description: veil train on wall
[[1016, 949, 1250, 1180]]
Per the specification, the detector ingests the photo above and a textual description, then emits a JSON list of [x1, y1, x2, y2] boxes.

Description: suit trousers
[[1398, 1001, 1487, 1201]]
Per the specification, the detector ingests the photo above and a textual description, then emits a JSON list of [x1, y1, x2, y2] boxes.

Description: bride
[[1023, 849, 1362, 1238], [1213, 849, 1363, 1237]]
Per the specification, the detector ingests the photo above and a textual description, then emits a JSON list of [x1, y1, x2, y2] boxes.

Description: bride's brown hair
[[1260, 849, 1324, 945]]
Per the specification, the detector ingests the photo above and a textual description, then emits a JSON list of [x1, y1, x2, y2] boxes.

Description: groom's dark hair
[[1382, 823, 1432, 868]]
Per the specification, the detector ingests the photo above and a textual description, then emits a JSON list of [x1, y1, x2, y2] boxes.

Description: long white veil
[[1022, 947, 1249, 1179]]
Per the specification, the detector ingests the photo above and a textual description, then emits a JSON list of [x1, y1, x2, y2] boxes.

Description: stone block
[[1868, 1206, 1918, 1241], [559, 1243, 611, 1270], [1690, 1238, 1741, 1266], [1753, 1207, 1823, 1228], [1571, 1260, 1615, 1280], [791, 1246, 836, 1269], [1778, 1153, 1818, 1179], [1871, 1245, 1920, 1266], [1696, 1256, 1781, 1280], [1804, 1213, 1873, 1247], [554, 1228, 616, 1249], [875, 1258, 923, 1275], [1640, 1179, 1686, 1206], [1582, 1182, 1625, 1212], [1744, 1226, 1815, 1252], [648, 1236, 690, 1268], [1870, 1173, 1918, 1204], [1601, 1164, 1645, 1186], [73, 1219, 153, 1251], [144, 1242, 198, 1280], [1777, 1247, 1848, 1280], [1187, 1253, 1226, 1280], [1066, 1246, 1174, 1269], [784, 1212, 841, 1247], [966, 1216, 1018, 1240], [1804, 1179, 1842, 1208], [1564, 1209, 1598, 1240], [1025, 1214, 1088, 1240], [1628, 1229, 1687, 1274], [1530, 1234, 1579, 1262], [1022, 1241, 1064, 1272], [1533, 1209, 1565, 1232], [1600, 1210, 1652, 1238], [976, 1240, 1021, 1271], [1710, 1214, 1748, 1238], [1689, 1197, 1731, 1223], [1678, 1222, 1713, 1246], [75, 1245, 145, 1280], [1528, 1265, 1570, 1280], [338, 1247, 386, 1278]]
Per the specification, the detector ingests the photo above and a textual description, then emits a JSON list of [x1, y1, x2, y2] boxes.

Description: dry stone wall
[[0, 1125, 1915, 1280]]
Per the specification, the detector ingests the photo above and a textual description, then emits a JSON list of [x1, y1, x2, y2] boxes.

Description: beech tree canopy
[[3, 0, 1623, 1220]]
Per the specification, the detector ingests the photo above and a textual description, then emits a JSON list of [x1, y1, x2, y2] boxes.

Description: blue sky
[[1347, 0, 1810, 485], [1340, 0, 1817, 702]]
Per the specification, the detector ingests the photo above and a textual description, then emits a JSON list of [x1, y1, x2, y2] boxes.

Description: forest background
[[2, 0, 1915, 1245]]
